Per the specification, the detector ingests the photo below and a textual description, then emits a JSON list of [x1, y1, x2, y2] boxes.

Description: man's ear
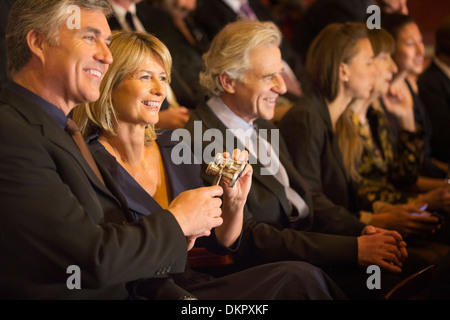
[[26, 29, 47, 64], [219, 72, 236, 94]]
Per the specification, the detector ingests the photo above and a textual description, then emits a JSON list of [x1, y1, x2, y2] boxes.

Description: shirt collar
[[206, 95, 254, 131], [434, 57, 450, 79], [223, 0, 246, 13], [9, 82, 68, 129], [110, 2, 142, 31], [110, 2, 136, 17]]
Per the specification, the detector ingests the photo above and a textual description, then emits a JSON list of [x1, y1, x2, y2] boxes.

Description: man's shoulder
[[0, 101, 26, 128]]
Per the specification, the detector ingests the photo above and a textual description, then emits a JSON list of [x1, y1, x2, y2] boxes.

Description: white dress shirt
[[207, 96, 309, 219], [110, 2, 146, 32]]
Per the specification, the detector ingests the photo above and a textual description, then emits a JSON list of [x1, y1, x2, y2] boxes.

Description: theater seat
[[382, 264, 436, 300], [188, 247, 235, 268]]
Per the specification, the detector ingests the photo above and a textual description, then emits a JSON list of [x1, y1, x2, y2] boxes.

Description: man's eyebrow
[[78, 27, 101, 35], [78, 27, 112, 42], [261, 68, 284, 78]]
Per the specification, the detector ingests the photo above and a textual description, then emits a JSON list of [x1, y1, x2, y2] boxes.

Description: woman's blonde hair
[[336, 107, 363, 182], [73, 30, 172, 144], [200, 20, 282, 96]]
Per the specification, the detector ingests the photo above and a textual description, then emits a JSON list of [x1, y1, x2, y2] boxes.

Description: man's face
[[228, 45, 287, 123], [42, 10, 112, 109], [379, 0, 408, 14]]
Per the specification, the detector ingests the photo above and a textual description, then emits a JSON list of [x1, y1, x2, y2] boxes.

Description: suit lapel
[[316, 96, 348, 179], [0, 87, 122, 204], [194, 102, 292, 216]]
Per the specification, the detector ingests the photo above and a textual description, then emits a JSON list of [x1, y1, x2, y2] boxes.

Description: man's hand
[[359, 225, 408, 273], [168, 186, 224, 238]]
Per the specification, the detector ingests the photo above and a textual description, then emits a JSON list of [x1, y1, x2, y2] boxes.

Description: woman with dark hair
[[280, 23, 444, 239], [280, 23, 449, 264], [382, 14, 448, 184]]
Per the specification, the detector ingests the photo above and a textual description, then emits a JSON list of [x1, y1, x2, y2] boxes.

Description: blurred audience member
[[280, 25, 449, 263], [0, 0, 16, 92], [418, 15, 450, 169], [382, 14, 448, 187], [142, 0, 209, 109], [107, 0, 191, 129], [291, 0, 409, 64]]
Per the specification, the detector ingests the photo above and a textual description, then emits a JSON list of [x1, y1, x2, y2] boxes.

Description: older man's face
[[229, 45, 287, 123], [42, 10, 112, 109]]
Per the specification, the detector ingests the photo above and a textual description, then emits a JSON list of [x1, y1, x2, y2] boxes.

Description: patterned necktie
[[252, 124, 309, 220], [125, 11, 137, 31], [65, 118, 105, 185]]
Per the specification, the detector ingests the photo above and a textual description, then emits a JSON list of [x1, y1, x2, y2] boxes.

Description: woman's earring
[[345, 77, 349, 82]]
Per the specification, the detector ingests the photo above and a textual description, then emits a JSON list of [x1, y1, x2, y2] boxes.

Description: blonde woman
[[73, 30, 347, 300]]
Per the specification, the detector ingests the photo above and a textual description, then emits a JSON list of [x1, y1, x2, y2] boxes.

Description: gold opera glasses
[[206, 153, 247, 187]]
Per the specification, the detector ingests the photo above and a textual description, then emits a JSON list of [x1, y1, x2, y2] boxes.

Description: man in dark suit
[[0, 0, 224, 300], [418, 15, 450, 167], [184, 19, 416, 299]]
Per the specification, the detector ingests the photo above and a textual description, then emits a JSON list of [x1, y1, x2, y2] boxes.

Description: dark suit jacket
[[418, 60, 450, 164], [193, 0, 273, 40], [185, 100, 365, 270], [0, 84, 187, 299], [192, 0, 302, 76], [279, 94, 360, 214], [291, 0, 374, 62]]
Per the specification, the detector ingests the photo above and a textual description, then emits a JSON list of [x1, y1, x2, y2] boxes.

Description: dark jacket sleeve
[[238, 207, 359, 270], [0, 106, 187, 298], [186, 108, 362, 270]]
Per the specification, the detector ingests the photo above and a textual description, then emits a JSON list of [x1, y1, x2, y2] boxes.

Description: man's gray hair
[[6, 0, 112, 79], [200, 20, 282, 96]]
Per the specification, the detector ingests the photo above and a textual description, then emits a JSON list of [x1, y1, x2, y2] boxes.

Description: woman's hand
[[382, 82, 416, 131], [214, 149, 253, 247]]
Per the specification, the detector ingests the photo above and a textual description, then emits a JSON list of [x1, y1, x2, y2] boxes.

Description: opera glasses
[[206, 153, 247, 187]]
